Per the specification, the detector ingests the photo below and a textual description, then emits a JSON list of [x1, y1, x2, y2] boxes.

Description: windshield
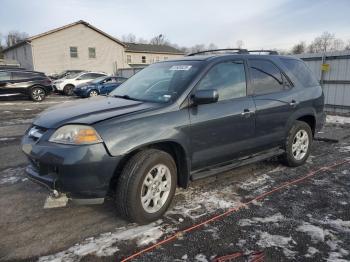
[[65, 72, 81, 79], [110, 61, 203, 103], [91, 76, 108, 84]]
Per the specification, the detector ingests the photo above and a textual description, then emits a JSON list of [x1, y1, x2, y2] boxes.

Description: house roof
[[125, 42, 184, 55], [3, 20, 126, 52]]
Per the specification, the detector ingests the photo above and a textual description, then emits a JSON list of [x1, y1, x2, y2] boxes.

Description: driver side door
[[189, 60, 256, 171]]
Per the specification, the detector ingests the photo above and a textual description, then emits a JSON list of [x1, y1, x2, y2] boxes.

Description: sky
[[0, 0, 350, 50]]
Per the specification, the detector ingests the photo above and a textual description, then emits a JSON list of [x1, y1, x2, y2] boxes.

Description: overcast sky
[[1, 0, 349, 50]]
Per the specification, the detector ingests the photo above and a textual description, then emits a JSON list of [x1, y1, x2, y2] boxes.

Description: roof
[[125, 42, 184, 55], [3, 20, 126, 52]]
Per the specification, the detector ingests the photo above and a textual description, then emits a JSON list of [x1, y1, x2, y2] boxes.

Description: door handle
[[241, 109, 255, 117], [289, 100, 299, 107]]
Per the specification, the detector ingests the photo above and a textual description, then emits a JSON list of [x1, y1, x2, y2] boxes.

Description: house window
[[164, 57, 168, 60], [127, 55, 131, 63], [88, 47, 96, 58], [142, 56, 146, 63], [23, 46, 27, 59], [70, 47, 78, 58], [156, 56, 160, 62]]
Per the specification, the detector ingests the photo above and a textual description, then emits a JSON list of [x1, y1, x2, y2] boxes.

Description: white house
[[3, 20, 184, 75]]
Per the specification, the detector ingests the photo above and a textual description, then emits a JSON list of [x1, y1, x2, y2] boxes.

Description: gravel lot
[[0, 94, 349, 262]]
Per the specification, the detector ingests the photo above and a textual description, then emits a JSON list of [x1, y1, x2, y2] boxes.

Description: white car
[[52, 71, 107, 95]]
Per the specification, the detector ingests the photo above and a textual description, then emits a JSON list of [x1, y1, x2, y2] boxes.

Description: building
[[2, 20, 184, 75]]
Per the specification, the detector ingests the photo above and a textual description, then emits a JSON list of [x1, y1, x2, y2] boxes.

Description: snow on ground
[[167, 186, 242, 220], [256, 231, 296, 258], [326, 115, 350, 125], [0, 167, 27, 185], [296, 222, 329, 243], [239, 174, 271, 191], [305, 247, 319, 258], [0, 137, 16, 141], [238, 213, 285, 227], [39, 220, 175, 262]]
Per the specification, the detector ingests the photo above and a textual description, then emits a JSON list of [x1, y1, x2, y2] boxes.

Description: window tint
[[88, 47, 96, 58], [78, 73, 94, 80], [11, 72, 32, 80], [281, 58, 319, 87], [0, 72, 11, 81], [196, 61, 246, 101], [249, 59, 285, 95], [70, 47, 78, 58]]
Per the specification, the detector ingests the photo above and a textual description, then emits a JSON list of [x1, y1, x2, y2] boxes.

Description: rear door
[[248, 59, 295, 149], [189, 60, 256, 170]]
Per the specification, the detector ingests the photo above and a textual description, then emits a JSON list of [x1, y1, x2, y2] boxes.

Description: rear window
[[281, 59, 319, 87]]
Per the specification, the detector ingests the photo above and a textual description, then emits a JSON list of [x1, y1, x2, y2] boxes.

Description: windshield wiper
[[112, 95, 142, 101]]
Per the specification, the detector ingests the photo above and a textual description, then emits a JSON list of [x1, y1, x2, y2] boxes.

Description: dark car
[[49, 70, 85, 80], [21, 49, 325, 223], [73, 76, 127, 98], [0, 69, 52, 101]]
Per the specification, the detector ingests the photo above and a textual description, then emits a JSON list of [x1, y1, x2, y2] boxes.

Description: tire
[[115, 149, 177, 224], [88, 89, 99, 97], [281, 120, 313, 167], [30, 87, 46, 102], [63, 84, 74, 96]]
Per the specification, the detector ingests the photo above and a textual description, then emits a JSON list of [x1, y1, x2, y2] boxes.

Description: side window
[[0, 72, 11, 81], [249, 59, 285, 95], [196, 61, 246, 101], [70, 47, 78, 58], [11, 72, 32, 80], [88, 47, 96, 59], [78, 73, 93, 80], [280, 58, 319, 87]]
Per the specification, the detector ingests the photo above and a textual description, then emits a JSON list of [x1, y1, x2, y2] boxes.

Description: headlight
[[49, 125, 102, 145]]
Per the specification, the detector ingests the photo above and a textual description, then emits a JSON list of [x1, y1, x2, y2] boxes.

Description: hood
[[33, 96, 158, 129]]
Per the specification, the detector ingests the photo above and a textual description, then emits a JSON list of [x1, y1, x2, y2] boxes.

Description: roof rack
[[248, 50, 279, 55], [187, 48, 249, 56]]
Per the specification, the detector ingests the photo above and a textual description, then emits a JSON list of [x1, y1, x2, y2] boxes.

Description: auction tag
[[169, 65, 192, 71]]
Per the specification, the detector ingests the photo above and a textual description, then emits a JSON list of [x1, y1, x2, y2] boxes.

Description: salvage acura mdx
[[22, 49, 325, 223]]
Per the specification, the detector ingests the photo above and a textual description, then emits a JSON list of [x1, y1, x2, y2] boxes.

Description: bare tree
[[150, 34, 168, 45], [307, 31, 344, 53], [291, 41, 306, 54], [236, 40, 244, 49], [137, 37, 149, 44], [5, 31, 29, 47], [122, 33, 136, 43], [207, 43, 218, 50]]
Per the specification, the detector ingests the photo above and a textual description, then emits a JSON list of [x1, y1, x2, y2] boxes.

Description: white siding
[[125, 51, 183, 67], [31, 23, 126, 75]]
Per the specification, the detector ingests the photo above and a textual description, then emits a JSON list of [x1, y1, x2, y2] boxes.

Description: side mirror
[[192, 89, 219, 105]]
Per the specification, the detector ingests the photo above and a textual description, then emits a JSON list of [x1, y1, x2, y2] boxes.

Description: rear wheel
[[115, 149, 177, 223], [88, 89, 99, 97], [30, 87, 46, 102], [63, 84, 74, 96], [281, 120, 312, 167]]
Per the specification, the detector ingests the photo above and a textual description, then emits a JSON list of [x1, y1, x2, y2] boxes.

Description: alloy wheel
[[140, 164, 171, 213], [32, 88, 45, 101], [292, 129, 309, 160]]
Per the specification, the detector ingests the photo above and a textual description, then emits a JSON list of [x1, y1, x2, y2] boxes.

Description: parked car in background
[[73, 76, 127, 98], [0, 69, 52, 101], [21, 50, 325, 223], [49, 70, 85, 80], [52, 71, 107, 95]]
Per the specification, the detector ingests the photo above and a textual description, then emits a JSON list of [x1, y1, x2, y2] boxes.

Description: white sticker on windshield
[[169, 65, 192, 71]]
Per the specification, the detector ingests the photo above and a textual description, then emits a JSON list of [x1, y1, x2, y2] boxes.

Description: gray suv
[[21, 49, 325, 223]]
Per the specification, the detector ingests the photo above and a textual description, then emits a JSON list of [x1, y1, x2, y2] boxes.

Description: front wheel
[[63, 84, 74, 96], [88, 89, 99, 97], [281, 120, 313, 167], [30, 87, 46, 102], [115, 149, 177, 223]]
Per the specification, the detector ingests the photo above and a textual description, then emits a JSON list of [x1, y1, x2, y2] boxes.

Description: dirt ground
[[0, 94, 349, 262]]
